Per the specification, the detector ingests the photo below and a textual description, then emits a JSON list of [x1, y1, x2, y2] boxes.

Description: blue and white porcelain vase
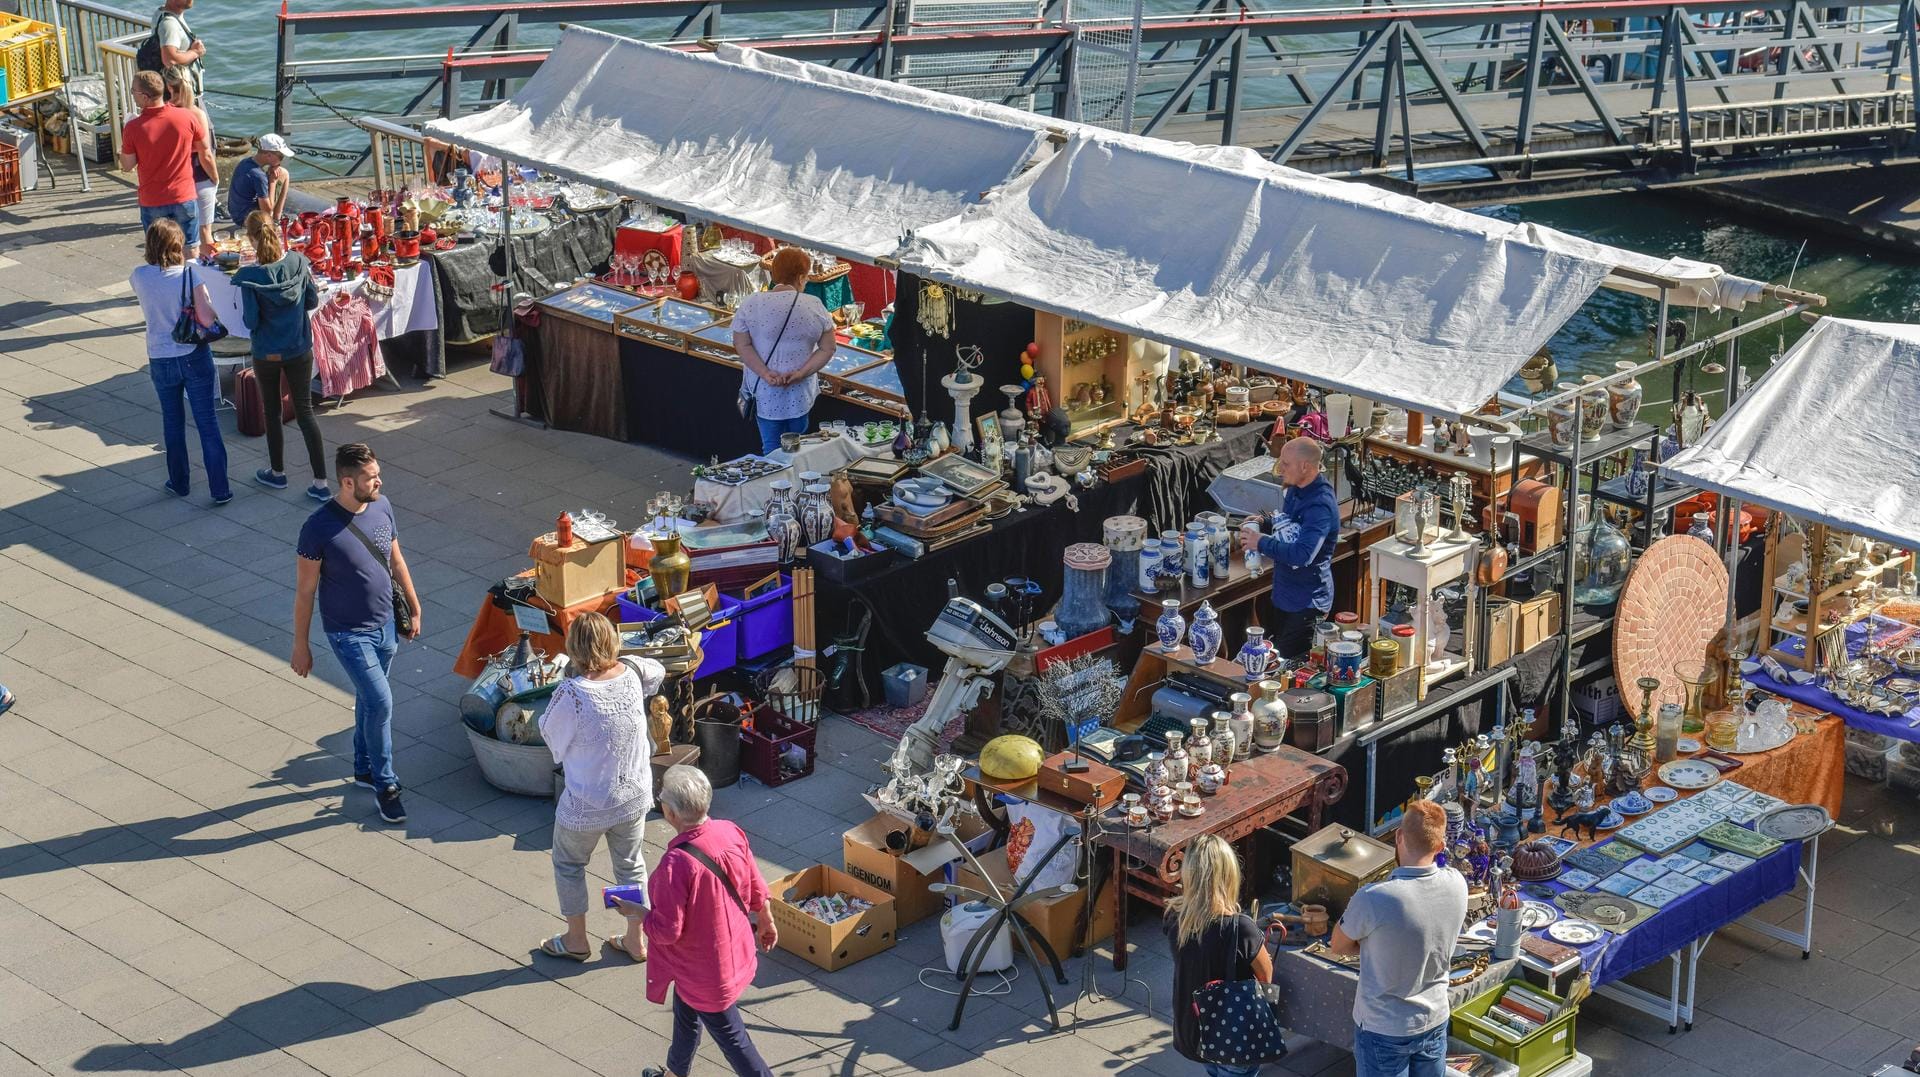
[[1189, 601, 1223, 664], [1623, 450, 1651, 498], [1138, 540, 1162, 595], [1186, 527, 1211, 588], [1236, 627, 1277, 682], [1155, 599, 1186, 653]]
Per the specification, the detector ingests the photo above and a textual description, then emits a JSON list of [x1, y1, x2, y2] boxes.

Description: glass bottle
[[1165, 730, 1190, 785], [1189, 717, 1214, 769], [1572, 496, 1632, 607]]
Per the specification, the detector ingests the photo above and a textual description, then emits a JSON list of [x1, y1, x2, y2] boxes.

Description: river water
[[175, 0, 1920, 390]]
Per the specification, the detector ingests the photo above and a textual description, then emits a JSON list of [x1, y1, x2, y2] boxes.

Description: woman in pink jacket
[[630, 765, 778, 1077]]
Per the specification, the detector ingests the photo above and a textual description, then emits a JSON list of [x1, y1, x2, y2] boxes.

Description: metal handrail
[[357, 116, 430, 194]]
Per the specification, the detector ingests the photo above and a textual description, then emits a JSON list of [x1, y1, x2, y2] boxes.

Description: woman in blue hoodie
[[234, 211, 329, 500]]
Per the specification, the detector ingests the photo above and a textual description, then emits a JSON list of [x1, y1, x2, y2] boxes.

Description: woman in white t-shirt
[[731, 246, 839, 454], [128, 218, 231, 505], [539, 612, 666, 963]]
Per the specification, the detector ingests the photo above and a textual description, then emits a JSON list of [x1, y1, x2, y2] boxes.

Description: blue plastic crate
[[732, 574, 793, 660], [616, 591, 741, 680]]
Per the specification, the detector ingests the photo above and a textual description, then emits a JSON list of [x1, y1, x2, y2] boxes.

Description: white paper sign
[[510, 601, 551, 634]]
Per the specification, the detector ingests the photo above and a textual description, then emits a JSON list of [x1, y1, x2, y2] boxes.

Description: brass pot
[[648, 531, 692, 598]]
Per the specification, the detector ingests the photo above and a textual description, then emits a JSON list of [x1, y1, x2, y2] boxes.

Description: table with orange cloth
[[1701, 706, 1844, 820], [453, 573, 628, 678]]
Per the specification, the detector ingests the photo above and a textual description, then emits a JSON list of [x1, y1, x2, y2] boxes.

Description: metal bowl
[[1894, 647, 1920, 675]]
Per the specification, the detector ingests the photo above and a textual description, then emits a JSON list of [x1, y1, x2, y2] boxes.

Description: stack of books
[[1479, 982, 1564, 1040]]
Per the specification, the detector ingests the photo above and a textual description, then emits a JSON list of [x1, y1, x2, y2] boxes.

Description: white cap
[[257, 133, 296, 158]]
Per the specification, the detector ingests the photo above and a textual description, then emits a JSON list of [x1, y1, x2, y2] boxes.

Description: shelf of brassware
[[1365, 530, 1475, 699], [1034, 310, 1138, 439], [1761, 517, 1915, 672]]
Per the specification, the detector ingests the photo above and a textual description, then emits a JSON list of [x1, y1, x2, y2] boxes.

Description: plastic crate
[[616, 591, 741, 681], [741, 705, 816, 788], [0, 66, 9, 105], [1452, 980, 1576, 1077], [732, 574, 793, 660], [0, 140, 18, 208], [0, 15, 62, 100]]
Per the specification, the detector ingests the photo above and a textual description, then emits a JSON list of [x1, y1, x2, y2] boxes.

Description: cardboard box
[[1485, 597, 1518, 667], [1515, 593, 1561, 653], [766, 865, 897, 972], [842, 811, 993, 926], [530, 534, 624, 608], [953, 846, 1114, 959]]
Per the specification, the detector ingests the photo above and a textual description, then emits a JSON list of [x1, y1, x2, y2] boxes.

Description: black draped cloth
[[424, 206, 623, 352]]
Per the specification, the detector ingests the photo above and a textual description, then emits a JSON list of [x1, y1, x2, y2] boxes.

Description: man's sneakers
[[376, 784, 407, 825], [353, 772, 375, 790]]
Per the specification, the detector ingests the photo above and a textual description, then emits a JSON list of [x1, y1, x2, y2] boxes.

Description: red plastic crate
[[0, 141, 19, 208], [740, 705, 815, 788]]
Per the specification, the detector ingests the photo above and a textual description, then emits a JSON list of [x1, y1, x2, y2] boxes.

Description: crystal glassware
[[1674, 660, 1712, 735]]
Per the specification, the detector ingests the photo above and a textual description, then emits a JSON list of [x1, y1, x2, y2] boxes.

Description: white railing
[[359, 116, 430, 194]]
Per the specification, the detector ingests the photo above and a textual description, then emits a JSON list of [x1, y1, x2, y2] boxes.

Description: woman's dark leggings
[[666, 996, 772, 1077], [253, 352, 327, 481]]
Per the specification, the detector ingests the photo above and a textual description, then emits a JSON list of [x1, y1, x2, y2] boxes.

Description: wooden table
[[1101, 745, 1346, 969]]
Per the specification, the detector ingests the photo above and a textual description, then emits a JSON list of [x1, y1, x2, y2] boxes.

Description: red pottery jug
[[676, 270, 701, 301], [391, 230, 421, 260]]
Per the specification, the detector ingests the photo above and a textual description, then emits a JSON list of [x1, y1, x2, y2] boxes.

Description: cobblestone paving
[[1, 173, 1917, 1077]]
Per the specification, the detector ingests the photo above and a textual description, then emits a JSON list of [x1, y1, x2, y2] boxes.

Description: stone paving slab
[[3, 171, 1919, 1077]]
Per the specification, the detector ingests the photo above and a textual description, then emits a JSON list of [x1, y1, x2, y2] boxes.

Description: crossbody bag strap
[[750, 291, 802, 394], [680, 843, 753, 924], [342, 517, 394, 583]]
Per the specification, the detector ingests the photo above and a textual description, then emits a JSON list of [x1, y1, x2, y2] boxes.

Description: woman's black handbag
[[171, 266, 230, 346], [1192, 978, 1289, 1067]]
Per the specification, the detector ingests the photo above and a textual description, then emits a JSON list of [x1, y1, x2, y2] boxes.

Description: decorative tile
[[1710, 850, 1757, 872], [1635, 884, 1683, 908], [1657, 870, 1703, 894], [1689, 864, 1732, 884], [1677, 842, 1716, 862], [1623, 859, 1669, 883], [1600, 874, 1646, 897], [1558, 868, 1600, 890]]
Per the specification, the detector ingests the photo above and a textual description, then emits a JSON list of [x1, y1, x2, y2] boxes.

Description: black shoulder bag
[[171, 266, 229, 346], [736, 291, 802, 422], [680, 844, 758, 926], [343, 517, 414, 638]]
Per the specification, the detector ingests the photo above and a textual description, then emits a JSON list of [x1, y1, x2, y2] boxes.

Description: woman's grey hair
[[658, 764, 712, 822]]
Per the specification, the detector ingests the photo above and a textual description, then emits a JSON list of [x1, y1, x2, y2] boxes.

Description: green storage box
[[1310, 673, 1377, 737], [1451, 979, 1577, 1077]]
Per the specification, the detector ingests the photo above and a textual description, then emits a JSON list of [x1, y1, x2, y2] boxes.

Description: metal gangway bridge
[[24, 0, 1920, 203]]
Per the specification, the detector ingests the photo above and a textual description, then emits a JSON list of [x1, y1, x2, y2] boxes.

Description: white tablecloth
[[694, 432, 888, 524], [200, 262, 438, 341], [686, 249, 767, 302]]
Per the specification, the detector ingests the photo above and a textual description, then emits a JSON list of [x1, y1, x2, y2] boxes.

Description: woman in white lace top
[[538, 612, 666, 963]]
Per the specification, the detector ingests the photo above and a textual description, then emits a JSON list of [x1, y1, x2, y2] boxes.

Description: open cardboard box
[[766, 865, 896, 972], [842, 811, 995, 926], [953, 846, 1114, 960]]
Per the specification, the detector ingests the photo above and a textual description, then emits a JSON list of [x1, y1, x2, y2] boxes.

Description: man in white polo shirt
[[1329, 799, 1469, 1077]]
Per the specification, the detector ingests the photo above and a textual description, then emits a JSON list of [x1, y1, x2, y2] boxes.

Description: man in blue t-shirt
[[293, 442, 421, 824], [226, 134, 292, 233]]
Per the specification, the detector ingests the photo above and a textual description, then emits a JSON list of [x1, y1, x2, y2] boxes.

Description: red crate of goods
[[0, 140, 19, 208], [741, 705, 815, 788]]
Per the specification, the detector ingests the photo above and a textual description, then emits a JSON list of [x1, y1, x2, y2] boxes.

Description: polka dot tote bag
[[1193, 978, 1290, 1067]]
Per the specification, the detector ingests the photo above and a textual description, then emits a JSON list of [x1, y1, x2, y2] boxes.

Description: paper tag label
[[510, 601, 550, 634]]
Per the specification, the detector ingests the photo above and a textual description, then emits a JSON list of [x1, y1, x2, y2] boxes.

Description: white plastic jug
[[941, 901, 1013, 974]]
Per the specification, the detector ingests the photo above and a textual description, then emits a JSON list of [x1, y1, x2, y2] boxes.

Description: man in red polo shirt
[[119, 69, 215, 242]]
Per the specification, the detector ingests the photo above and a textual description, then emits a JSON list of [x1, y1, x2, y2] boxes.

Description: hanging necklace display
[[917, 281, 954, 340]]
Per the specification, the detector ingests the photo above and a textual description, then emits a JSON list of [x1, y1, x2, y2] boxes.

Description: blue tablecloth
[[1747, 617, 1920, 742], [1530, 838, 1801, 986]]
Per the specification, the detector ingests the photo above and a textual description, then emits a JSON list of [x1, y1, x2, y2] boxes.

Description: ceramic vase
[[765, 478, 796, 523], [1252, 680, 1289, 753], [1103, 516, 1146, 630], [1189, 601, 1223, 664], [1186, 527, 1211, 588], [1578, 376, 1608, 441], [1138, 540, 1162, 595], [1688, 513, 1715, 544], [1159, 529, 1184, 582], [767, 512, 801, 566], [1155, 600, 1186, 653], [1228, 693, 1254, 761], [1608, 361, 1643, 428], [1237, 627, 1277, 682], [1546, 382, 1579, 446], [1189, 717, 1214, 768], [1165, 731, 1190, 784], [1143, 751, 1169, 790]]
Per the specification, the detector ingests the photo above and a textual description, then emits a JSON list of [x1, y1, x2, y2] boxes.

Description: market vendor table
[[454, 575, 629, 678], [1747, 617, 1920, 742], [202, 263, 431, 399], [692, 431, 884, 525], [1101, 745, 1346, 970], [1270, 945, 1516, 1049]]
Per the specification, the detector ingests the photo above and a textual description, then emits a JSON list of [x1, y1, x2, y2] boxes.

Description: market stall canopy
[[898, 135, 1766, 418], [1664, 317, 1920, 550], [422, 27, 1052, 262]]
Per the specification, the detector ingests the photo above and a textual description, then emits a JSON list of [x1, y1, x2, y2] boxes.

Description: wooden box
[[530, 534, 624, 608], [1034, 310, 1138, 438], [1515, 593, 1562, 652], [1485, 597, 1518, 666], [1036, 751, 1128, 807], [1508, 479, 1563, 554]]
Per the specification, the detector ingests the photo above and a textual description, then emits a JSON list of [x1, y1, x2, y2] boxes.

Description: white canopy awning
[[898, 135, 1765, 418], [423, 27, 1051, 261], [1664, 317, 1920, 550]]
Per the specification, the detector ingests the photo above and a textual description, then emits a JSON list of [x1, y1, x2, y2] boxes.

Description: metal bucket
[[459, 659, 512, 734], [467, 726, 559, 797]]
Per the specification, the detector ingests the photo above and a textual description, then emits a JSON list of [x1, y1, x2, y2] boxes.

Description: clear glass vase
[[1572, 496, 1632, 607], [1674, 660, 1712, 735]]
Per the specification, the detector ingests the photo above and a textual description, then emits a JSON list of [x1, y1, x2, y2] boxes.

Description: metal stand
[[933, 830, 1075, 1032]]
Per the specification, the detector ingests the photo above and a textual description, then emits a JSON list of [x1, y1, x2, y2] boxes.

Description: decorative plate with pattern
[[1643, 785, 1678, 803], [1754, 804, 1832, 842], [1658, 759, 1720, 789], [1548, 919, 1605, 945], [1555, 891, 1657, 931]]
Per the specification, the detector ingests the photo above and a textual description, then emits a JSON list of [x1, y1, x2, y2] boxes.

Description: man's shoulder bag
[[343, 516, 413, 638]]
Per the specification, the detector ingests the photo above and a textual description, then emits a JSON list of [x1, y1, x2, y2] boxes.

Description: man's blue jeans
[[140, 199, 199, 244], [328, 619, 399, 789], [148, 344, 230, 501], [1353, 1025, 1447, 1077]]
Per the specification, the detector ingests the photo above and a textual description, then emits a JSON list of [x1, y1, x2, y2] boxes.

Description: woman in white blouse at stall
[[538, 612, 666, 963], [732, 246, 839, 454]]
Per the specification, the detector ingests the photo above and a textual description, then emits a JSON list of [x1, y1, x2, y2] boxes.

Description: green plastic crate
[[1451, 979, 1577, 1077]]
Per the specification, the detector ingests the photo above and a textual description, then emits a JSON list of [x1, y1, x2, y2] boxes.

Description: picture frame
[[976, 413, 1003, 468], [744, 571, 783, 599]]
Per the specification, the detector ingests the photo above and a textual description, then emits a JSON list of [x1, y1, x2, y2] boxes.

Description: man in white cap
[[226, 134, 294, 232]]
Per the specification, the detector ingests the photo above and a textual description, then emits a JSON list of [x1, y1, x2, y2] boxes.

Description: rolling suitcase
[[234, 365, 295, 437]]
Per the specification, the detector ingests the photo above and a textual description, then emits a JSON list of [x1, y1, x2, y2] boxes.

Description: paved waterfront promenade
[[1, 172, 1917, 1077]]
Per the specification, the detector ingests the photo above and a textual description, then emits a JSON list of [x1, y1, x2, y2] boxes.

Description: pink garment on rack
[[310, 290, 387, 398]]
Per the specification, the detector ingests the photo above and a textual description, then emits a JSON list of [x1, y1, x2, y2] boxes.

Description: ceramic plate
[[1643, 785, 1678, 803], [1596, 809, 1626, 830], [1612, 792, 1654, 815], [1659, 759, 1720, 789], [1754, 804, 1832, 842], [1520, 901, 1560, 929], [1548, 919, 1606, 945], [1677, 738, 1702, 753]]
